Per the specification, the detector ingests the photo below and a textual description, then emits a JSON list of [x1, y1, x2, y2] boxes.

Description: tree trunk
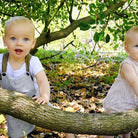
[[0, 88, 138, 135]]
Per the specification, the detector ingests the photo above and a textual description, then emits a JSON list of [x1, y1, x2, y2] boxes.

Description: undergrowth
[[0, 48, 127, 86]]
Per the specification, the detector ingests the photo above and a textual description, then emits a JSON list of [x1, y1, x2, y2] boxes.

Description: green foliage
[[34, 48, 127, 88], [87, 0, 137, 48], [105, 34, 110, 43], [35, 48, 91, 65], [0, 0, 137, 54], [78, 22, 91, 31], [0, 49, 8, 54], [94, 31, 104, 43], [0, 0, 87, 31]]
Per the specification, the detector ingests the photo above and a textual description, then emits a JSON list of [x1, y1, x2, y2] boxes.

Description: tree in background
[[0, 0, 137, 54]]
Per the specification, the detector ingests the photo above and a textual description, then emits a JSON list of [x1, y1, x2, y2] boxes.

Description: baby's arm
[[33, 70, 50, 104], [121, 63, 138, 97]]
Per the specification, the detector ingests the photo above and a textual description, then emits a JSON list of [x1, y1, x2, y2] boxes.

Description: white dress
[[103, 56, 138, 113]]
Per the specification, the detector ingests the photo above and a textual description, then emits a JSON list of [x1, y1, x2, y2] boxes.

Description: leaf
[[90, 15, 96, 20], [94, 31, 104, 42], [99, 31, 104, 41], [105, 34, 110, 43], [65, 107, 75, 112], [93, 32, 100, 42], [0, 114, 5, 124], [89, 3, 96, 9], [78, 22, 91, 31], [89, 19, 95, 25], [113, 44, 119, 50], [89, 3, 96, 13]]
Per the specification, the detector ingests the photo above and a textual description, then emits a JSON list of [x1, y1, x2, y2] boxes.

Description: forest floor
[[0, 53, 138, 138]]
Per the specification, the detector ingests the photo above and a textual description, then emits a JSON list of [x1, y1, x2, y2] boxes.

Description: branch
[[0, 1, 20, 17], [34, 16, 92, 50], [68, 0, 74, 23], [0, 11, 13, 17], [40, 41, 74, 60], [122, 0, 133, 11], [31, 0, 127, 54], [48, 0, 67, 24], [104, 0, 127, 15], [44, 0, 50, 28], [76, 0, 83, 20], [114, 0, 134, 18], [0, 88, 138, 135]]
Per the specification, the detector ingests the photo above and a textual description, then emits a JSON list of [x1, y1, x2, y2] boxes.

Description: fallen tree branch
[[0, 88, 138, 135]]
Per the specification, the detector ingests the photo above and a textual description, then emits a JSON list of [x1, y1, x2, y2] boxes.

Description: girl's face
[[125, 32, 138, 61], [3, 23, 36, 61]]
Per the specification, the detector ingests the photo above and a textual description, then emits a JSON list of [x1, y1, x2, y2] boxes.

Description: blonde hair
[[4, 16, 35, 37], [124, 26, 138, 46]]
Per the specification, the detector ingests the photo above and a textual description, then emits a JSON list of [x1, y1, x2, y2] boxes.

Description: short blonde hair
[[124, 26, 138, 46], [4, 16, 35, 37]]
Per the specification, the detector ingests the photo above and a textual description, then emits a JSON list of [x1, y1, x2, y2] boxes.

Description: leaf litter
[[0, 57, 137, 138]]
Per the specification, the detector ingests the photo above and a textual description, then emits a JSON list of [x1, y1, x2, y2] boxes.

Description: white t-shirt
[[0, 54, 44, 91]]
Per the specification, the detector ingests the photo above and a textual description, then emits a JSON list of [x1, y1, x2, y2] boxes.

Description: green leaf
[[99, 31, 104, 41], [89, 19, 95, 25], [90, 15, 96, 20], [94, 32, 100, 42], [93, 31, 105, 42], [89, 3, 96, 9], [105, 34, 110, 43], [79, 22, 91, 31], [113, 44, 118, 50]]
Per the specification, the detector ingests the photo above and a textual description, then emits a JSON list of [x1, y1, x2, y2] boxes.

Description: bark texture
[[0, 88, 138, 135]]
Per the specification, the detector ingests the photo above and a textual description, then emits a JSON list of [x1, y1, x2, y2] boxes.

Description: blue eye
[[11, 37, 16, 40], [135, 45, 138, 47], [24, 38, 29, 41]]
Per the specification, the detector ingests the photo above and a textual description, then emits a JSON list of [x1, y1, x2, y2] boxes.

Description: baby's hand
[[32, 96, 49, 105]]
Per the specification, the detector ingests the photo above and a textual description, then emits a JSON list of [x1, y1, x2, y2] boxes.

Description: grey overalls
[[0, 53, 38, 138]]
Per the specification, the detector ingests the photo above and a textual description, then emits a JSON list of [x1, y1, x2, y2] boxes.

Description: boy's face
[[125, 32, 138, 61], [3, 23, 36, 61]]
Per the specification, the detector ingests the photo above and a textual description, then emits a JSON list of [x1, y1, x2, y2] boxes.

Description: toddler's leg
[[122, 133, 130, 138]]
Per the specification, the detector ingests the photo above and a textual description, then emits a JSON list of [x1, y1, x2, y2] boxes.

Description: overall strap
[[2, 52, 9, 72], [2, 52, 32, 72], [25, 54, 32, 72]]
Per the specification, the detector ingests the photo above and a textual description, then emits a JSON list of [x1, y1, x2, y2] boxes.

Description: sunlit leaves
[[88, 0, 137, 49], [93, 31, 111, 43], [89, 3, 96, 13], [0, 0, 137, 51]]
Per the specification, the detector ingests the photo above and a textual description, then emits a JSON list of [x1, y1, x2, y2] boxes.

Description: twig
[[0, 11, 12, 17], [82, 61, 99, 70], [48, 0, 67, 24], [114, 0, 133, 18], [76, 0, 83, 20], [40, 41, 74, 60]]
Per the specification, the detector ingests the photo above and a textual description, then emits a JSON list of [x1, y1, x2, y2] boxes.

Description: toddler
[[103, 26, 138, 138], [0, 16, 50, 138]]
